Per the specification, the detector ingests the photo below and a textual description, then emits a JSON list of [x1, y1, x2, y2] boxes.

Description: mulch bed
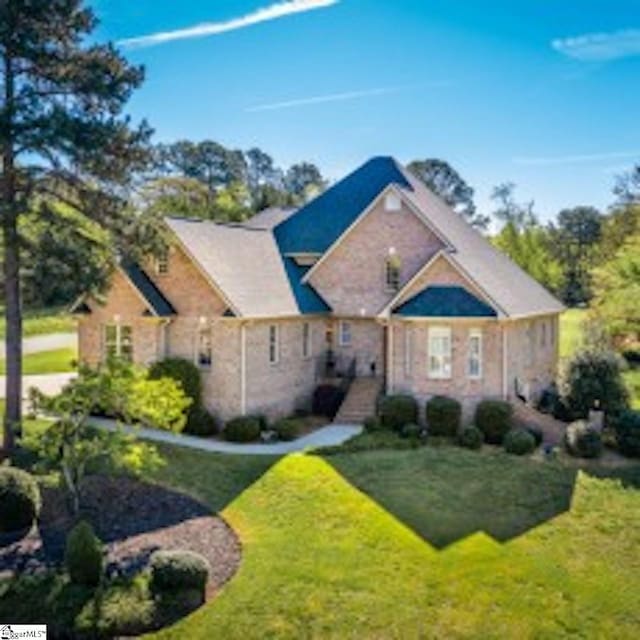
[[0, 475, 241, 593]]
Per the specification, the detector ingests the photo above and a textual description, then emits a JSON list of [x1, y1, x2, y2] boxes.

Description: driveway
[[0, 372, 77, 399], [0, 332, 77, 357]]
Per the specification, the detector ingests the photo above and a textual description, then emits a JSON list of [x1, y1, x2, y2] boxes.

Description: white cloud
[[246, 86, 412, 112], [552, 29, 640, 61], [118, 0, 339, 49], [513, 150, 640, 167]]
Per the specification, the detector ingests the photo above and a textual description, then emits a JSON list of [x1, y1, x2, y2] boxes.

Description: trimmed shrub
[[363, 416, 384, 432], [65, 520, 103, 586], [458, 426, 484, 450], [224, 416, 261, 443], [272, 418, 302, 442], [562, 350, 629, 420], [504, 429, 536, 456], [614, 410, 640, 458], [0, 467, 41, 534], [150, 550, 209, 598], [185, 405, 218, 437], [565, 420, 603, 459], [312, 385, 345, 419], [379, 395, 418, 432], [401, 423, 422, 440], [525, 425, 544, 447], [425, 396, 461, 437], [475, 400, 514, 444]]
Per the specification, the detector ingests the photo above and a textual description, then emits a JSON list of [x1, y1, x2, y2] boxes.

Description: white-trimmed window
[[428, 327, 452, 379], [339, 321, 352, 347], [385, 256, 401, 291], [103, 324, 133, 361], [385, 192, 402, 212], [302, 322, 312, 359], [468, 329, 483, 379], [197, 327, 212, 369], [541, 321, 547, 348], [404, 325, 413, 378], [269, 325, 280, 364], [155, 247, 169, 275]]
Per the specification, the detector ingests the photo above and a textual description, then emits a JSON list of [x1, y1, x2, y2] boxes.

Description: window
[[404, 325, 413, 378], [339, 321, 352, 347], [197, 327, 212, 368], [155, 247, 169, 275], [541, 321, 547, 348], [103, 324, 133, 361], [385, 256, 401, 291], [302, 322, 312, 359], [428, 327, 452, 379], [385, 192, 402, 212], [269, 325, 279, 364], [468, 329, 482, 379]]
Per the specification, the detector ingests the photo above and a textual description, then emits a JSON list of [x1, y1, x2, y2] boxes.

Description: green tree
[[285, 162, 326, 203], [140, 176, 214, 220], [408, 159, 489, 230], [0, 0, 151, 451]]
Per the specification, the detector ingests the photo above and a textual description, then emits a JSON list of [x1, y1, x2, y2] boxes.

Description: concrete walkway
[[0, 332, 77, 357], [89, 416, 362, 456], [0, 372, 77, 399]]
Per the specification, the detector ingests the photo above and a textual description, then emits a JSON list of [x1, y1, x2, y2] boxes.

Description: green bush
[[379, 395, 418, 432], [363, 416, 384, 432], [0, 467, 41, 533], [401, 423, 423, 440], [65, 520, 103, 586], [224, 416, 261, 442], [562, 350, 629, 420], [273, 418, 302, 442], [458, 426, 484, 450], [149, 550, 209, 599], [565, 420, 603, 459], [613, 410, 640, 458], [504, 429, 536, 456], [312, 385, 345, 419], [525, 425, 544, 447], [475, 400, 514, 444], [185, 405, 218, 437], [425, 396, 461, 437]]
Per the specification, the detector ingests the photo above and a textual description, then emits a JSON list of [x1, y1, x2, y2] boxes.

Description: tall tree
[[285, 162, 326, 203], [614, 164, 640, 205], [0, 0, 151, 452], [407, 158, 489, 230]]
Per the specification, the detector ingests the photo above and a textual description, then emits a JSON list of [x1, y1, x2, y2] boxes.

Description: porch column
[[386, 321, 394, 394]]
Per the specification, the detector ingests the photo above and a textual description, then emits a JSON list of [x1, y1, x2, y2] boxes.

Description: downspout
[[240, 322, 247, 415], [387, 321, 394, 394], [502, 323, 509, 399]]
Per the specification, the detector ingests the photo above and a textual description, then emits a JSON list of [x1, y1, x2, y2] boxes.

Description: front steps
[[334, 377, 383, 424]]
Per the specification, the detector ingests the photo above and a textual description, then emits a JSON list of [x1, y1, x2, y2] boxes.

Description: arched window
[[385, 254, 401, 291]]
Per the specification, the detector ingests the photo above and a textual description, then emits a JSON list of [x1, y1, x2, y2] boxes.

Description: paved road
[[0, 332, 77, 357], [91, 417, 362, 456], [0, 372, 76, 399]]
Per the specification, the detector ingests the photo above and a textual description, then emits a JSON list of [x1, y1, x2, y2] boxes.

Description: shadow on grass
[[323, 445, 581, 549]]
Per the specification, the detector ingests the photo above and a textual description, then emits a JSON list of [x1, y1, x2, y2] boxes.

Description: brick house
[[73, 157, 564, 422]]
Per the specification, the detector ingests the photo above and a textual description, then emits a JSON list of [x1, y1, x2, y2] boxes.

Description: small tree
[[30, 359, 190, 513]]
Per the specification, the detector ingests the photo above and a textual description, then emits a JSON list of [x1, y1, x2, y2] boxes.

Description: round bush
[[185, 405, 218, 437], [401, 423, 422, 440], [148, 358, 202, 404], [458, 426, 484, 450], [273, 418, 302, 442], [150, 549, 210, 596], [65, 520, 103, 586], [0, 467, 41, 534], [565, 420, 603, 459], [363, 416, 384, 432], [224, 416, 261, 442], [379, 395, 418, 432], [525, 425, 544, 447], [426, 396, 462, 437], [613, 410, 640, 458], [475, 400, 514, 444], [504, 429, 536, 456], [312, 385, 345, 419]]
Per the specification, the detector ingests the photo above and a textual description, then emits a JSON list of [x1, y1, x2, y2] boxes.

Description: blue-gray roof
[[121, 261, 176, 317], [393, 286, 497, 318], [274, 156, 412, 254], [281, 257, 331, 314]]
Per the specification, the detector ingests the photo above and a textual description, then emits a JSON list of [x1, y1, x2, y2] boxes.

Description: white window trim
[[302, 322, 312, 359], [103, 324, 133, 361], [468, 328, 483, 380], [338, 321, 352, 347], [269, 324, 280, 365], [196, 326, 213, 369], [428, 326, 452, 380], [385, 257, 401, 292]]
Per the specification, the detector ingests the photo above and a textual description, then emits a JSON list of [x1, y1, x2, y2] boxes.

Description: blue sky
[[91, 0, 640, 220]]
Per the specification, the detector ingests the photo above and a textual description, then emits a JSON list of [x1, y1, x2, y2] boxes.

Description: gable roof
[[243, 207, 296, 230], [166, 217, 327, 318], [393, 285, 498, 318], [120, 261, 176, 317], [274, 156, 411, 254]]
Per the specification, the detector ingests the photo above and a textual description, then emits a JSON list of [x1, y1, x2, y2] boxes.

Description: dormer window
[[384, 192, 402, 212]]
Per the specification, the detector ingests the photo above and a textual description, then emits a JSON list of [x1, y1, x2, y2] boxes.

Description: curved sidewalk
[[90, 416, 362, 456]]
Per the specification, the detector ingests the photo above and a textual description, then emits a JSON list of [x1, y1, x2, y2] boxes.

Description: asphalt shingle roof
[[121, 261, 176, 317], [393, 285, 498, 318]]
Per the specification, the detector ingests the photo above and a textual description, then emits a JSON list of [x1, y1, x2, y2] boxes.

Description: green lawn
[[0, 306, 75, 338], [0, 347, 77, 375], [138, 445, 640, 639]]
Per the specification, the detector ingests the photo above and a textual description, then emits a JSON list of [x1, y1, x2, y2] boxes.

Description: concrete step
[[334, 377, 383, 425]]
